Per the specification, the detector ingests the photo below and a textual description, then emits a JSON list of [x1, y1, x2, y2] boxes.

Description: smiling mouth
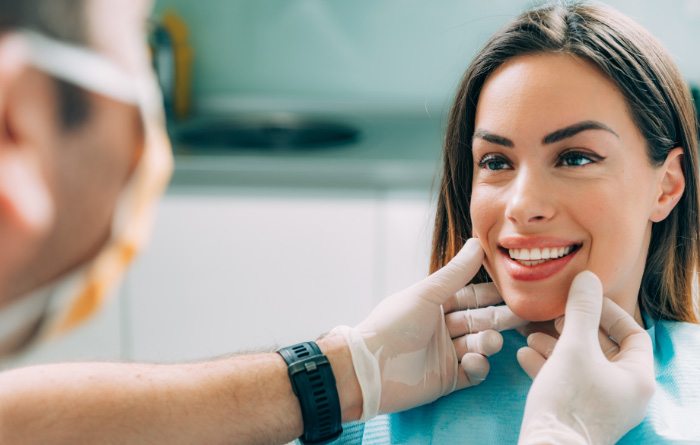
[[499, 244, 582, 266]]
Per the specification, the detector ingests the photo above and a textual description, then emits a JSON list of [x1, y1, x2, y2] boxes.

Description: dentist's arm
[[0, 239, 509, 445], [0, 339, 355, 445], [517, 271, 656, 445]]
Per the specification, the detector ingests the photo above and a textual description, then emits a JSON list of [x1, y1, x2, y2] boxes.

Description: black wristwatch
[[277, 341, 343, 444]]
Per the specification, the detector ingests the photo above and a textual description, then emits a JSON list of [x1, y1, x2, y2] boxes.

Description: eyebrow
[[472, 120, 619, 147]]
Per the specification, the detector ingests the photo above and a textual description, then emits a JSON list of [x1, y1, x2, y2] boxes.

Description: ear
[[0, 35, 54, 298], [650, 147, 685, 223]]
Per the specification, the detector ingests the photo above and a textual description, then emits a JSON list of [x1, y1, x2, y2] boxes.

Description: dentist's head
[[0, 0, 171, 354], [432, 1, 699, 323]]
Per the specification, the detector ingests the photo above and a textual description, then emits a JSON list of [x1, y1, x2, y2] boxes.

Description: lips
[[497, 237, 582, 281]]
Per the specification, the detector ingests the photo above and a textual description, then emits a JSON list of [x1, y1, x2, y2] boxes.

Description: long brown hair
[[431, 1, 700, 322]]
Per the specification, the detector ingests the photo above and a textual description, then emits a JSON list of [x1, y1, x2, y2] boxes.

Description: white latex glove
[[332, 238, 524, 420], [518, 271, 656, 445]]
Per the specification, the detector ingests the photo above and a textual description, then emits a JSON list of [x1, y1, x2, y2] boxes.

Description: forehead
[[475, 53, 632, 134], [85, 0, 153, 75]]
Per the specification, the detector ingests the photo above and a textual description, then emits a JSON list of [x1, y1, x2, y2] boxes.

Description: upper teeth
[[509, 246, 573, 261]]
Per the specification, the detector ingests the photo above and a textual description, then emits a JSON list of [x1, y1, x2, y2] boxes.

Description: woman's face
[[470, 53, 669, 322]]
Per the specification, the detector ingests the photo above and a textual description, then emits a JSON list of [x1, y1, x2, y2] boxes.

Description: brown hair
[[431, 1, 700, 322]]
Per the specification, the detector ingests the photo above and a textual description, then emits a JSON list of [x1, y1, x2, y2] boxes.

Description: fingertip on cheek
[[463, 237, 483, 257]]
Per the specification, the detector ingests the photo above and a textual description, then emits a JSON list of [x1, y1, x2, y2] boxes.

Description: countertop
[[168, 111, 446, 190]]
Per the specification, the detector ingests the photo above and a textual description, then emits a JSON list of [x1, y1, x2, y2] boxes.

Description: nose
[[504, 167, 556, 226]]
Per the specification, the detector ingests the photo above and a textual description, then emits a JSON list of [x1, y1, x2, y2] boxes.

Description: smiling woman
[[336, 1, 700, 444], [433, 17, 699, 327], [468, 51, 687, 324]]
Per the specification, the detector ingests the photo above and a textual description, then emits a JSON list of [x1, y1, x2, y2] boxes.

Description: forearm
[[0, 334, 361, 444]]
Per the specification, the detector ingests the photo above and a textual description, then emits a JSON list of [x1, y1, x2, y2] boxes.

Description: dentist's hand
[[518, 271, 655, 445], [332, 238, 523, 421]]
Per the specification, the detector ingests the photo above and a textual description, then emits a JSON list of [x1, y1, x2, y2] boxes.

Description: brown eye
[[478, 154, 511, 171], [557, 151, 600, 167]]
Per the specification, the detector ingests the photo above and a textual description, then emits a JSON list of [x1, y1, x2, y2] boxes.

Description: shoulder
[[654, 318, 700, 339], [651, 319, 700, 364]]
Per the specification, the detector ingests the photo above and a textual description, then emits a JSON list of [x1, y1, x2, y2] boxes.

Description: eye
[[478, 154, 512, 171], [557, 150, 600, 167]]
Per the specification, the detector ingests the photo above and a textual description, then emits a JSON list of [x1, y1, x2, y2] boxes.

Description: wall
[[153, 0, 700, 114]]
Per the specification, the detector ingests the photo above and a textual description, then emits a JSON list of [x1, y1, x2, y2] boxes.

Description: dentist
[[0, 0, 654, 444]]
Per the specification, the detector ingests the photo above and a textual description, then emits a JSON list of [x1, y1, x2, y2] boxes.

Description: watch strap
[[278, 341, 343, 444]]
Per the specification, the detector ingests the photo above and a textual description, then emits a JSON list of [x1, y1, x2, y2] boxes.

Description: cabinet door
[[2, 295, 123, 369], [124, 188, 379, 362], [379, 190, 435, 299]]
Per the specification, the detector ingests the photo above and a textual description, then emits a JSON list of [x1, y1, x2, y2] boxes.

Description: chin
[[486, 264, 575, 322], [502, 291, 566, 322]]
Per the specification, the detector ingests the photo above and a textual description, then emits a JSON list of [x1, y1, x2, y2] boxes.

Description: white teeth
[[508, 245, 576, 262], [520, 259, 547, 266]]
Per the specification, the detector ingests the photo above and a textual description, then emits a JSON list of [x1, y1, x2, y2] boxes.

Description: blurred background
[[9, 0, 700, 367]]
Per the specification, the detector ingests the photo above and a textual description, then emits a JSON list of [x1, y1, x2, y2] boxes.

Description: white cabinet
[[2, 187, 435, 367], [124, 188, 383, 362], [3, 294, 123, 369], [378, 190, 435, 299]]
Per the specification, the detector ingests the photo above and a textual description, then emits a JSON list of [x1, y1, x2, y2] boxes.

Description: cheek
[[580, 192, 652, 307], [470, 184, 519, 304], [470, 185, 500, 239], [469, 185, 502, 274]]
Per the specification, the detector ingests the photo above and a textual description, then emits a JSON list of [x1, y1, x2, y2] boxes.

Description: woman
[[339, 1, 700, 443]]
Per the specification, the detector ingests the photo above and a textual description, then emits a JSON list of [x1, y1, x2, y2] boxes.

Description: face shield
[[0, 28, 173, 354]]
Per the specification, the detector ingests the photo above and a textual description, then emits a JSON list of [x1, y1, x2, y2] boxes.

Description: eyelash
[[477, 150, 603, 171], [478, 155, 511, 171]]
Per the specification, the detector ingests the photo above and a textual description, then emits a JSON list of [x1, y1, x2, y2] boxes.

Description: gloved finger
[[554, 316, 565, 335], [560, 270, 604, 346], [600, 297, 653, 367], [418, 238, 484, 305], [600, 297, 644, 344], [452, 329, 503, 358], [446, 305, 526, 337], [443, 282, 503, 313], [456, 352, 490, 389], [598, 328, 620, 360], [516, 347, 545, 379], [527, 332, 557, 359]]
